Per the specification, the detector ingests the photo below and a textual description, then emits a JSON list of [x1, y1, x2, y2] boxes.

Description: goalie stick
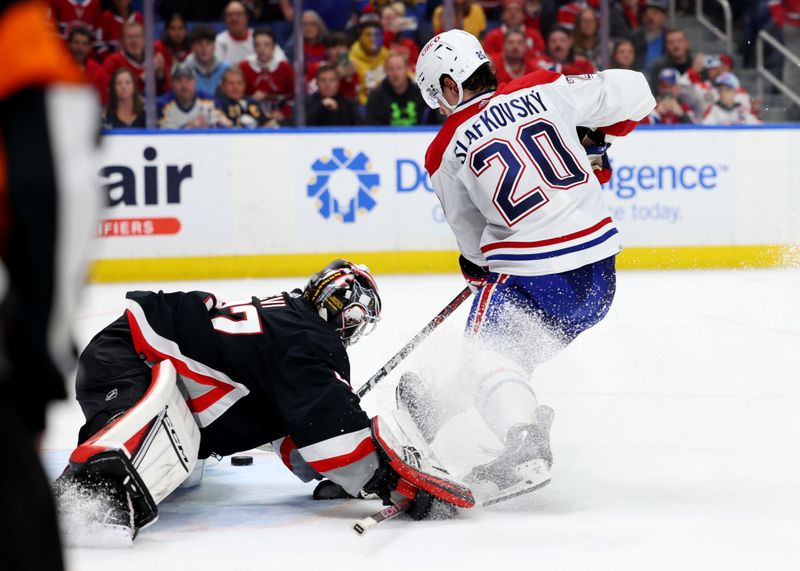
[[352, 498, 412, 536], [356, 287, 472, 398]]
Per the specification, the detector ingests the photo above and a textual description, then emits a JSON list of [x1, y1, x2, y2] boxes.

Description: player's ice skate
[[466, 405, 555, 506]]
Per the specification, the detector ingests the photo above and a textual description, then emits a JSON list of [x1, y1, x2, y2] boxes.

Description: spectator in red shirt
[[534, 26, 596, 74], [155, 13, 191, 78], [102, 67, 146, 128], [555, 0, 599, 31], [571, 7, 600, 68], [48, 0, 102, 39], [491, 29, 540, 83], [380, 4, 420, 71], [769, 0, 800, 109], [239, 28, 294, 122], [98, 0, 142, 57], [306, 32, 360, 100], [287, 10, 328, 73], [103, 20, 168, 94], [483, 0, 545, 59], [522, 0, 557, 38], [67, 26, 109, 105]]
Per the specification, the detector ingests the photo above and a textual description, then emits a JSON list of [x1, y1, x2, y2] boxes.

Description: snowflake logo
[[307, 148, 380, 223]]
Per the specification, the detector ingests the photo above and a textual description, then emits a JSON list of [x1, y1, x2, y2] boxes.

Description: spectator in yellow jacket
[[349, 16, 389, 105], [433, 0, 487, 38]]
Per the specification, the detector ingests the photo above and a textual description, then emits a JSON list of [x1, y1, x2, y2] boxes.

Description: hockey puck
[[231, 455, 253, 466]]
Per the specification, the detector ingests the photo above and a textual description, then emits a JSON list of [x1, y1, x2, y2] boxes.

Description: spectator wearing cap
[[216, 67, 269, 128], [157, 64, 232, 129], [702, 73, 760, 125], [306, 32, 360, 100], [648, 28, 693, 91], [98, 0, 143, 57], [103, 67, 146, 128], [185, 26, 230, 97], [433, 0, 487, 39], [155, 13, 191, 79], [365, 52, 436, 126], [104, 20, 169, 94], [769, 0, 800, 108], [609, 38, 637, 70], [534, 26, 595, 75], [483, 0, 545, 61], [630, 0, 668, 72], [49, 0, 102, 40], [350, 18, 389, 106], [380, 4, 420, 71], [306, 64, 359, 126], [571, 7, 600, 68], [683, 52, 755, 117], [643, 67, 695, 124], [492, 29, 540, 83], [67, 26, 109, 105], [239, 28, 295, 122]]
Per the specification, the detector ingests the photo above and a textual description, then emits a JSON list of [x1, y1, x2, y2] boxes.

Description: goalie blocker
[[58, 361, 200, 535]]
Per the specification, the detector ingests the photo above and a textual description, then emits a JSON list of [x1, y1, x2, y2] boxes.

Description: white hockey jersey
[[701, 101, 760, 126], [425, 70, 655, 276]]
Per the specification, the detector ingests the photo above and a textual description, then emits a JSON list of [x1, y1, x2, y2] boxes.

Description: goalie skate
[[466, 405, 555, 506], [395, 371, 450, 444]]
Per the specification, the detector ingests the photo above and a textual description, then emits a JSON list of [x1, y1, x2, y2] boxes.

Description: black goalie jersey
[[76, 289, 379, 496]]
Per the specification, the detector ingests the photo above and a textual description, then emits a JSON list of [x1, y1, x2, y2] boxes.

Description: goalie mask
[[304, 260, 382, 346]]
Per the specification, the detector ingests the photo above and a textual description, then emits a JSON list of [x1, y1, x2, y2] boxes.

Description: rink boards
[[90, 126, 800, 281]]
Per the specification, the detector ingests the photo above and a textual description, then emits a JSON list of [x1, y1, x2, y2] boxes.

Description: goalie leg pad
[[370, 416, 474, 509], [69, 360, 201, 528]]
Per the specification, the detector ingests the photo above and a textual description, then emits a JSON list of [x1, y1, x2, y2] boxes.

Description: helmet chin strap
[[438, 81, 465, 112]]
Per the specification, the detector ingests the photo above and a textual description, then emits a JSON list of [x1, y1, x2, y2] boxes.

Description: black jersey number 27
[[469, 119, 588, 227]]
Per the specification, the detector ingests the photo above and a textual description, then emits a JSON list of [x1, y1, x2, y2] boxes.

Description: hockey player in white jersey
[[402, 29, 655, 503]]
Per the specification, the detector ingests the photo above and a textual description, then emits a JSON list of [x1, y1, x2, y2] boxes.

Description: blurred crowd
[[49, 0, 800, 129]]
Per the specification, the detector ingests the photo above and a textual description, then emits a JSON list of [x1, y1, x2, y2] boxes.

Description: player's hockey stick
[[356, 286, 473, 398], [352, 498, 412, 536]]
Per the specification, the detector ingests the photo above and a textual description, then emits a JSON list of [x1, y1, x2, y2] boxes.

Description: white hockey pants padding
[[70, 360, 201, 505]]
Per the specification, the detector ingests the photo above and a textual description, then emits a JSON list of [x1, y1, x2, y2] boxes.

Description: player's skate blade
[[478, 460, 551, 507], [467, 405, 554, 505]]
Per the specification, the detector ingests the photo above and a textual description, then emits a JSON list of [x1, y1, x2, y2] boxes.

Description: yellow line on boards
[[88, 245, 796, 282]]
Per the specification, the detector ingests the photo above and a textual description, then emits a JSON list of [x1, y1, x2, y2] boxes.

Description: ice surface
[[42, 270, 800, 570]]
